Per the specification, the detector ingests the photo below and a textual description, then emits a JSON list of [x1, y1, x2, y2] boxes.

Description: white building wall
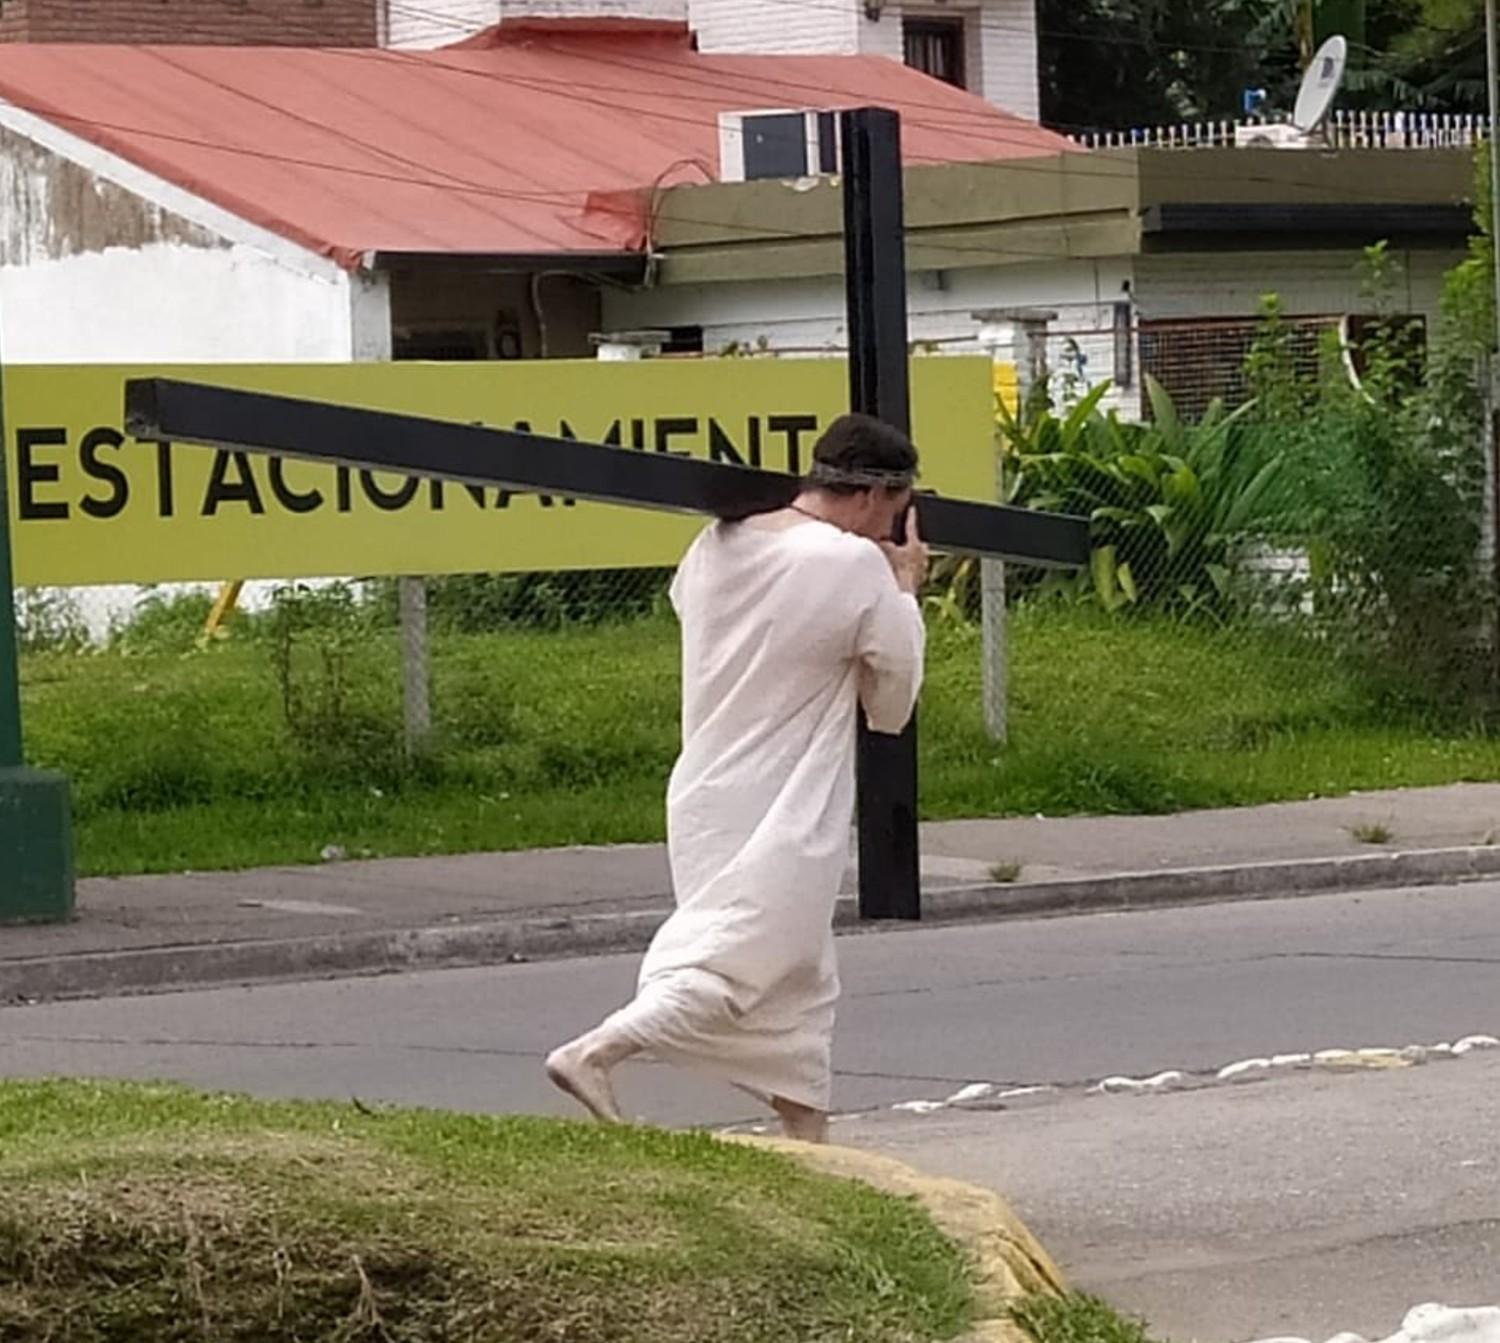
[[0, 243, 362, 363], [387, 0, 684, 50], [851, 0, 1037, 119], [1133, 248, 1458, 323], [607, 256, 1139, 413], [689, 0, 1038, 120], [0, 96, 365, 364], [381, 0, 1040, 117], [855, 7, 901, 61], [387, 0, 498, 48], [0, 100, 385, 638], [970, 0, 1037, 122], [689, 0, 856, 54], [3, 243, 378, 637], [4, 244, 368, 636]]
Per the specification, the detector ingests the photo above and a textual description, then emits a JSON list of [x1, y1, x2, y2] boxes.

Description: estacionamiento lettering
[[12, 413, 824, 521]]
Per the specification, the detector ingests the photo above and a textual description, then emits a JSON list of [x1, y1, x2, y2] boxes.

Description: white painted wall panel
[[607, 256, 1139, 413], [387, 0, 683, 48], [387, 0, 497, 47], [690, 0, 1038, 120], [0, 243, 361, 363], [972, 0, 1037, 121], [690, 0, 856, 54], [1133, 247, 1461, 323]]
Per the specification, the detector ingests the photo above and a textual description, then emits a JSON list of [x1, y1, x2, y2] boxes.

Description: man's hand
[[880, 506, 929, 595]]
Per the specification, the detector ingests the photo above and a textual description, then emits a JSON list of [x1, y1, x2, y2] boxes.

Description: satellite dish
[[1293, 34, 1348, 134]]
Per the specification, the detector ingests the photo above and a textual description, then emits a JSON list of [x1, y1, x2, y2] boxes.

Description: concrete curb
[[897, 842, 1500, 925], [7, 843, 1500, 1003], [735, 1136, 1067, 1343]]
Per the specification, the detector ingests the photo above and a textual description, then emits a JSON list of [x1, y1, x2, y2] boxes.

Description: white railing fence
[[1074, 109, 1486, 151]]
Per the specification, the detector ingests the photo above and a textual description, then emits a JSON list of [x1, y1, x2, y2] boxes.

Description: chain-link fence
[[996, 305, 1497, 733], [16, 300, 1500, 876]]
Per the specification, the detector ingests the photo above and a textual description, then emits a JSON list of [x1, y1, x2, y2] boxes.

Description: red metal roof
[[0, 21, 1076, 270]]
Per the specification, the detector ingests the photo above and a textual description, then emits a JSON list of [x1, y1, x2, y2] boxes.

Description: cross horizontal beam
[[122, 379, 1089, 568]]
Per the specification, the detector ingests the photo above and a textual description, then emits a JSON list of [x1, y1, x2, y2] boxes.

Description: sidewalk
[[6, 782, 1500, 1001]]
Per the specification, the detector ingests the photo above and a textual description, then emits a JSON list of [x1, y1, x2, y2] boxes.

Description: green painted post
[[0, 345, 75, 922]]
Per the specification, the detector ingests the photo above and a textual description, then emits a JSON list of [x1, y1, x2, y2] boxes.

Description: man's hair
[[712, 412, 919, 523], [806, 413, 919, 496]]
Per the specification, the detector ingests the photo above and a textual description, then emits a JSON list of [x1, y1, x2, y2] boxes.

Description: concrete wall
[[606, 254, 1138, 411], [1133, 248, 1458, 323], [0, 109, 373, 364], [2, 247, 371, 363], [609, 243, 1459, 421]]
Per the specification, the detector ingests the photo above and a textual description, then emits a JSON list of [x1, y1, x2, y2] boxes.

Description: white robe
[[602, 514, 926, 1111]]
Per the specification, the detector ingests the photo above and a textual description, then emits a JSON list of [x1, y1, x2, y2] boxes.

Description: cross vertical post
[[0, 340, 76, 923], [841, 106, 921, 922]]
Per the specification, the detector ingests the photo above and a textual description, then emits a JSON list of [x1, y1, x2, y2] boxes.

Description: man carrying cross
[[546, 412, 929, 1143]]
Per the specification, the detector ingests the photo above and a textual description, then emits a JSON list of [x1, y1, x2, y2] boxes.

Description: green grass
[[22, 602, 1500, 877], [1011, 1293, 1164, 1343], [0, 1078, 974, 1343]]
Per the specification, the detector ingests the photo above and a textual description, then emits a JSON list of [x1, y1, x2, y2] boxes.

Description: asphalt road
[[3, 881, 1498, 1341]]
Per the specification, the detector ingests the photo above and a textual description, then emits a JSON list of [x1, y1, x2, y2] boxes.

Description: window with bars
[[902, 16, 966, 89], [1137, 313, 1428, 420]]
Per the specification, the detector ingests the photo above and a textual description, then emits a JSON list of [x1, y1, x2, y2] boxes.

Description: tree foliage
[[1040, 0, 1489, 131]]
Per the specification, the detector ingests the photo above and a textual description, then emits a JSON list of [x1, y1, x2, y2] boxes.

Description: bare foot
[[545, 1042, 624, 1124], [772, 1097, 828, 1144]]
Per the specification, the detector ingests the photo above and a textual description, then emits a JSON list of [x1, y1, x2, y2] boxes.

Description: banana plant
[[1241, 0, 1365, 63], [1003, 376, 1289, 617]]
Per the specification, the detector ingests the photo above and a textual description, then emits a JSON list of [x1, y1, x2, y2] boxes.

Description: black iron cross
[[122, 108, 1088, 923]]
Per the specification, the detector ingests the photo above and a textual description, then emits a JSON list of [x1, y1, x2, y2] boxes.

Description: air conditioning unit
[[719, 109, 840, 183], [1233, 122, 1314, 149]]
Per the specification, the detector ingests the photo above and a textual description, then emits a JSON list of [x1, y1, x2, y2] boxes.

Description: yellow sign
[[5, 358, 995, 586], [994, 361, 1020, 417]]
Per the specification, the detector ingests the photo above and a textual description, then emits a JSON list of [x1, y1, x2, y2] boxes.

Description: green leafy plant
[[109, 588, 216, 656], [1002, 377, 1288, 618], [265, 582, 406, 781], [15, 588, 89, 654], [1244, 241, 1491, 701]]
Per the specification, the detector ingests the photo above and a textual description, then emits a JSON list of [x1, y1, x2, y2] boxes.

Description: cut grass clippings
[[23, 602, 1500, 877], [0, 1078, 974, 1343], [1348, 822, 1395, 845]]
